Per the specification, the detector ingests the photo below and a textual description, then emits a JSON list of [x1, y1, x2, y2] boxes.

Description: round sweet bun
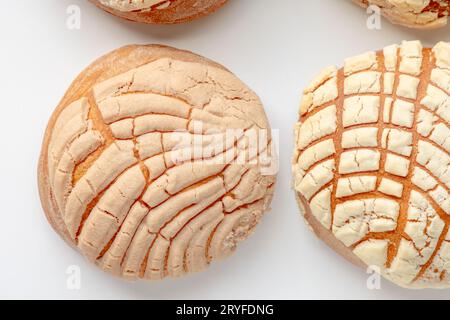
[[90, 0, 228, 24], [293, 40, 450, 289], [353, 0, 450, 29], [38, 44, 276, 281]]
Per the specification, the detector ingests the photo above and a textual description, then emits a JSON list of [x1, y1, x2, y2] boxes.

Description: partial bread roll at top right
[[293, 41, 450, 289], [354, 0, 450, 29]]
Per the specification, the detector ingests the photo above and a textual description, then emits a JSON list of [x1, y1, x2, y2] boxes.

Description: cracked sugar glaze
[[355, 0, 450, 28], [41, 46, 276, 281], [293, 40, 450, 289], [98, 0, 172, 12]]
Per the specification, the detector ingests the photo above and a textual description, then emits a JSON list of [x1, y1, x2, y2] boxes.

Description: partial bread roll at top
[[293, 40, 450, 289], [38, 45, 276, 281], [353, 0, 450, 29], [91, 0, 228, 24]]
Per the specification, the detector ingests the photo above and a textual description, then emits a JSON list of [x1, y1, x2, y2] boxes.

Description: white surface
[[1, 0, 449, 300]]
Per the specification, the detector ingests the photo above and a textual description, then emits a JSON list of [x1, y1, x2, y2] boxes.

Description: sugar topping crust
[[99, 0, 171, 12], [354, 0, 450, 29], [40, 45, 276, 280], [294, 41, 450, 288]]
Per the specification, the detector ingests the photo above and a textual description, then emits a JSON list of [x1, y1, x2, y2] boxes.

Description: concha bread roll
[[293, 40, 450, 289], [353, 0, 450, 29], [90, 0, 228, 24], [38, 45, 276, 281]]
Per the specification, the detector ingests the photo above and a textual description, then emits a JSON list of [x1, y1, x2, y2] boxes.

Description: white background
[[1, 0, 450, 300]]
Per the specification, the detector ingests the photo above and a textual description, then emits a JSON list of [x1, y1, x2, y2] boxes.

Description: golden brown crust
[[295, 193, 366, 269], [90, 0, 229, 24], [38, 45, 231, 247]]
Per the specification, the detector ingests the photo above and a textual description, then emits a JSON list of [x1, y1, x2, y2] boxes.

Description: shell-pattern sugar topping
[[45, 55, 276, 280]]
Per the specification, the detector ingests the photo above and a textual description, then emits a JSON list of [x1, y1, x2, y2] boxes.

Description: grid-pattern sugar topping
[[294, 41, 450, 288]]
